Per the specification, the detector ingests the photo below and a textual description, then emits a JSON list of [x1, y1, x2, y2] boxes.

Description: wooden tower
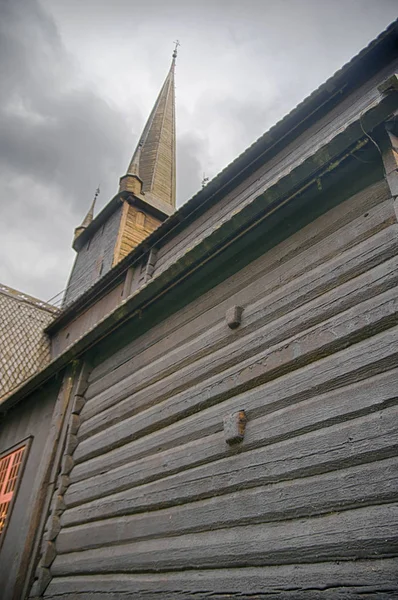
[[115, 47, 177, 263], [64, 49, 177, 306]]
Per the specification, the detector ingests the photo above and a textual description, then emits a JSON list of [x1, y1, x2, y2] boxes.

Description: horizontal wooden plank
[[64, 405, 398, 525], [45, 559, 398, 599], [79, 252, 398, 441], [70, 326, 398, 486], [67, 363, 398, 506], [57, 457, 398, 553], [75, 287, 398, 463], [87, 193, 394, 398], [53, 503, 398, 574]]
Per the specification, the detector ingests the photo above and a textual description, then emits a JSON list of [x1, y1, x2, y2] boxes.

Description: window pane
[[0, 446, 26, 535]]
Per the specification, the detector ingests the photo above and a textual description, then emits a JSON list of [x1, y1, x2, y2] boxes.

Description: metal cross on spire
[[173, 40, 180, 59]]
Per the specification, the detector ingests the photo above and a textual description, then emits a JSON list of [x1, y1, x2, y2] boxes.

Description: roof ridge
[[0, 283, 60, 314]]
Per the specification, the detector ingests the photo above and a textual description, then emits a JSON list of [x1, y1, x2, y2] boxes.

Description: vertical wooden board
[[0, 382, 60, 600], [64, 203, 123, 307], [113, 203, 162, 265], [53, 282, 124, 358]]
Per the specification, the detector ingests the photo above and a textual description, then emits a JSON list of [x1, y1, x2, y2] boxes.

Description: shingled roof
[[0, 284, 58, 400]]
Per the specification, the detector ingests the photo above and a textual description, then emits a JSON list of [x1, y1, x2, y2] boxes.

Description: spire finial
[[173, 40, 180, 60], [87, 185, 100, 220], [73, 185, 100, 246], [201, 173, 209, 189], [85, 184, 100, 223]]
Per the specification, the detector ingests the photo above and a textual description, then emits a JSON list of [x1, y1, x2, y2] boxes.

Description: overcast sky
[[0, 0, 396, 302]]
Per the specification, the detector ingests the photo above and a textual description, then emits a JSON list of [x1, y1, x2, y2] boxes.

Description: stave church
[[1, 20, 398, 599]]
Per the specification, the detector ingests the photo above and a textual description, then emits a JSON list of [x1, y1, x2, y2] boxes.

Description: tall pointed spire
[[65, 48, 179, 302], [119, 47, 177, 215]]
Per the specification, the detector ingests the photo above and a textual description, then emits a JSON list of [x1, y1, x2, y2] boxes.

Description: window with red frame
[[0, 446, 26, 535]]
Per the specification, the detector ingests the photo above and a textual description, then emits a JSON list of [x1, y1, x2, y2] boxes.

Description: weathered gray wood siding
[[0, 382, 60, 600], [63, 204, 123, 307], [47, 178, 398, 598]]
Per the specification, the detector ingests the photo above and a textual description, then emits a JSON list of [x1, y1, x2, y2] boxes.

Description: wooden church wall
[[43, 176, 398, 598], [0, 381, 60, 600]]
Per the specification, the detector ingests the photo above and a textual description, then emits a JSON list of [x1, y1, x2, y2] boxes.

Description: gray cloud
[[0, 0, 132, 203], [0, 0, 136, 299], [177, 131, 208, 201], [0, 0, 397, 301]]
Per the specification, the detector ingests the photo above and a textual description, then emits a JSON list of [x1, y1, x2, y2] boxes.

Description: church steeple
[[119, 48, 177, 214], [111, 48, 178, 265], [64, 49, 178, 306]]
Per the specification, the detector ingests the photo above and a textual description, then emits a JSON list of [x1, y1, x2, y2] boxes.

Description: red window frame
[[0, 444, 27, 536]]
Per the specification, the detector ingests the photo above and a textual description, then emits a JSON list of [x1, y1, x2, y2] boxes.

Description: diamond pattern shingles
[[0, 284, 58, 399]]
